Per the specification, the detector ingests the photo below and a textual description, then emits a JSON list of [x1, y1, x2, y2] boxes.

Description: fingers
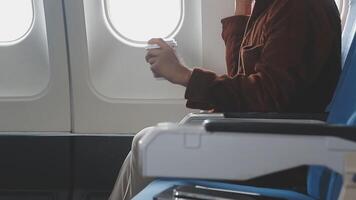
[[146, 38, 173, 80], [147, 56, 162, 78], [146, 56, 160, 77], [150, 67, 162, 78], [148, 38, 170, 49], [145, 49, 161, 63], [147, 57, 156, 65]]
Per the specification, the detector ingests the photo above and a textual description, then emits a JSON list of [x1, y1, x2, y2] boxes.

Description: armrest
[[224, 112, 328, 121], [179, 113, 224, 125], [204, 120, 356, 142], [179, 112, 327, 126], [139, 124, 356, 180]]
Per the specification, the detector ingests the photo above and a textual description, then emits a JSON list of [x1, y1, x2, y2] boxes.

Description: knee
[[131, 126, 155, 152]]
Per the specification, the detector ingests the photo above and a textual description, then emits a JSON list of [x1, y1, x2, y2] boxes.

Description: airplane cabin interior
[[0, 0, 355, 200]]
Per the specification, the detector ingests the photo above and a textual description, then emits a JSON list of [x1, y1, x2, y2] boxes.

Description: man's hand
[[145, 38, 192, 87], [235, 0, 253, 16]]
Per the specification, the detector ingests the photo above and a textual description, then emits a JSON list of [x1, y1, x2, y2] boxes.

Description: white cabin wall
[[0, 0, 49, 98], [66, 0, 201, 133], [83, 0, 202, 100], [0, 0, 71, 131], [65, 0, 239, 134], [201, 0, 235, 75], [0, 0, 237, 133]]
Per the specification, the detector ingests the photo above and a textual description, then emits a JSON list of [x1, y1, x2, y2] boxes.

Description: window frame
[[0, 0, 35, 46], [102, 0, 185, 47]]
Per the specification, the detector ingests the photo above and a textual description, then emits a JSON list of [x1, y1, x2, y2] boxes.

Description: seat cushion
[[307, 166, 343, 200], [133, 179, 315, 200]]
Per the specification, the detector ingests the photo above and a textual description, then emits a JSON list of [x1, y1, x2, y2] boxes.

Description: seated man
[[110, 0, 341, 199]]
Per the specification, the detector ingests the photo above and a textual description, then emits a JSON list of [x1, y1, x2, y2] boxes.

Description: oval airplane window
[[0, 0, 34, 44], [104, 0, 184, 47]]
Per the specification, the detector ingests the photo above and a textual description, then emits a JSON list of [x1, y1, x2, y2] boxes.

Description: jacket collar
[[245, 0, 275, 31]]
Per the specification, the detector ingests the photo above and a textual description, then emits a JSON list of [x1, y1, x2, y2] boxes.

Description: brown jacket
[[185, 0, 341, 113]]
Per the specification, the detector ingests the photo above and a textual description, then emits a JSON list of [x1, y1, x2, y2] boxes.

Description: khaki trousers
[[109, 127, 308, 200], [109, 127, 155, 200]]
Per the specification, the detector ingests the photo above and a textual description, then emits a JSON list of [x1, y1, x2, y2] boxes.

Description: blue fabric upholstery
[[307, 166, 343, 200], [328, 26, 356, 124], [327, 0, 356, 118], [133, 167, 343, 200], [133, 179, 315, 200], [315, 1, 356, 197], [327, 0, 356, 112]]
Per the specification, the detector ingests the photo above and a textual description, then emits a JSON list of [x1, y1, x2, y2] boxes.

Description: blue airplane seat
[[328, 19, 356, 124], [307, 166, 343, 200], [303, 3, 356, 199], [328, 0, 356, 111], [133, 179, 315, 200], [133, 2, 356, 199]]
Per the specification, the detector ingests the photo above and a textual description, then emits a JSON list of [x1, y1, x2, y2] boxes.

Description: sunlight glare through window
[[0, 0, 34, 44], [104, 0, 184, 47]]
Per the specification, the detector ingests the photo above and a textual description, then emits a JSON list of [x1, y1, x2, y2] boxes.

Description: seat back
[[327, 0, 356, 125], [310, 4, 356, 196]]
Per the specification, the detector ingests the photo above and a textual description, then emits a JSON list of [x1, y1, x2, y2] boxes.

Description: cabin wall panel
[[66, 0, 236, 133], [66, 0, 204, 133], [0, 0, 71, 131]]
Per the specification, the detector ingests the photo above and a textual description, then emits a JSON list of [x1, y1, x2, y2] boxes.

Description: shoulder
[[268, 0, 338, 17], [266, 0, 309, 19]]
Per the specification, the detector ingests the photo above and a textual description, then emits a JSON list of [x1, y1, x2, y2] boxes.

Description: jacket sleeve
[[185, 15, 249, 111], [185, 0, 332, 112]]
